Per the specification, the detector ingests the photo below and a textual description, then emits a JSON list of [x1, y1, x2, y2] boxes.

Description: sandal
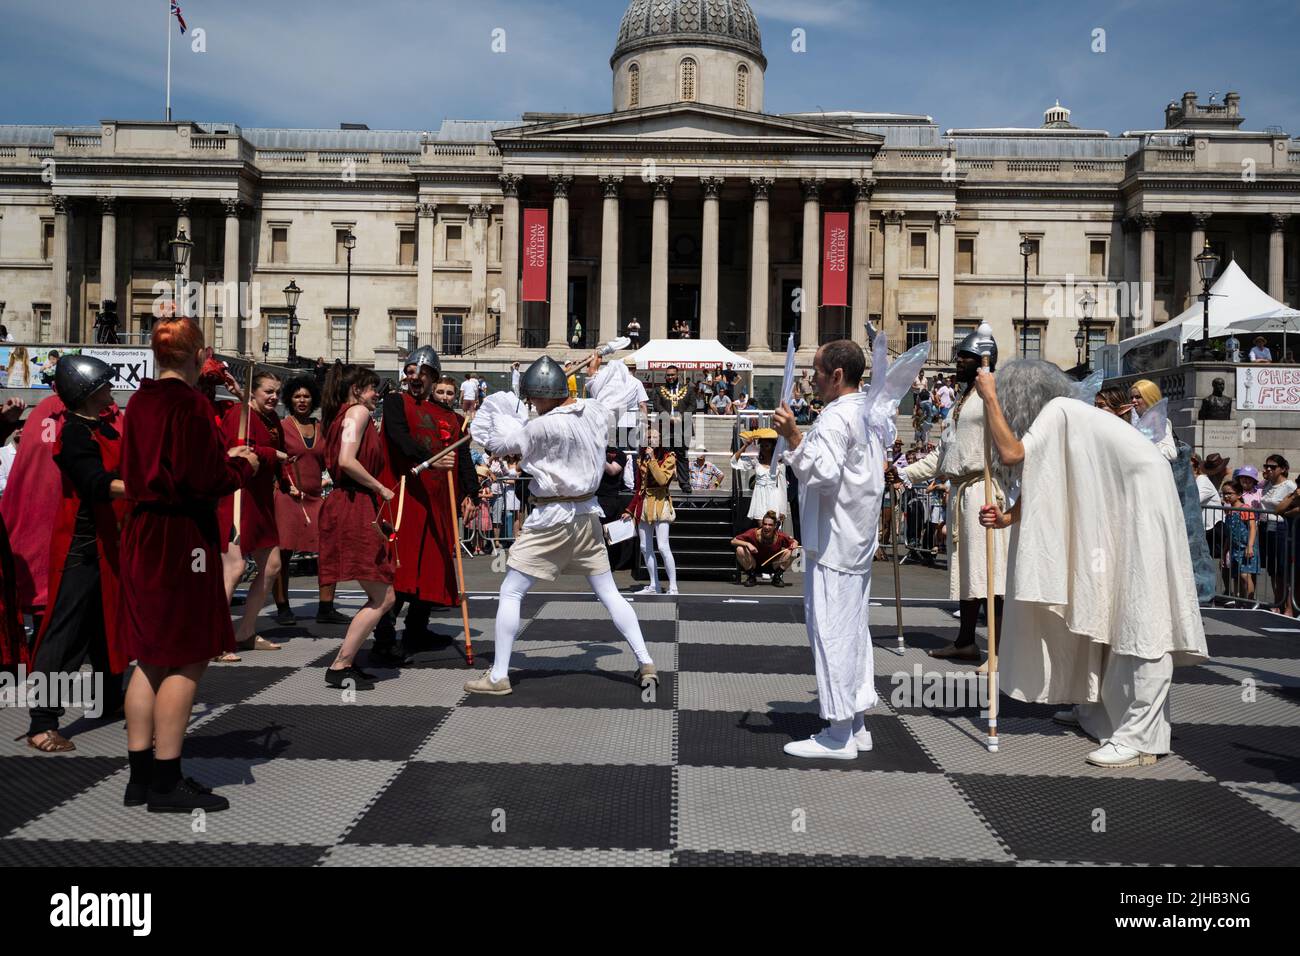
[[20, 730, 76, 753], [211, 651, 242, 663], [237, 636, 282, 651]]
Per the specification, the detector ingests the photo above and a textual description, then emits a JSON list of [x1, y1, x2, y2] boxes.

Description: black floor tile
[[520, 618, 676, 644], [0, 838, 329, 867], [458, 670, 673, 709], [0, 756, 124, 838], [185, 705, 448, 761], [193, 666, 299, 705], [1169, 723, 1300, 785], [678, 643, 814, 675]]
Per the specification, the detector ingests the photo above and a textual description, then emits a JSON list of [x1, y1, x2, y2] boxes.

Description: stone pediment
[[494, 103, 883, 149]]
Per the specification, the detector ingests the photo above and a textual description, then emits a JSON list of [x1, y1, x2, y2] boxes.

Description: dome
[[613, 0, 766, 68]]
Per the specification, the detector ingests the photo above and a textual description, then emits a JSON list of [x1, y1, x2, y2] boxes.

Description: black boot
[[275, 604, 296, 626], [124, 748, 154, 807], [771, 571, 785, 588], [744, 572, 758, 588], [316, 600, 351, 625], [146, 758, 229, 813], [325, 666, 375, 691]]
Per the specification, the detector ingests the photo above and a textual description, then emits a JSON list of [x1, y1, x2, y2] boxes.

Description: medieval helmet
[[520, 356, 569, 401], [407, 344, 440, 377], [956, 323, 998, 370], [54, 354, 115, 411]]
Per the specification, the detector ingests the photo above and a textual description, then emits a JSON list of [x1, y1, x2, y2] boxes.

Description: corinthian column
[[799, 178, 822, 352], [650, 176, 673, 341], [598, 175, 622, 345], [700, 176, 723, 340], [548, 175, 572, 348], [749, 177, 774, 352]]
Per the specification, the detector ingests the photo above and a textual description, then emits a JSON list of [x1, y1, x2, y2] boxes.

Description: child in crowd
[[1221, 479, 1258, 600]]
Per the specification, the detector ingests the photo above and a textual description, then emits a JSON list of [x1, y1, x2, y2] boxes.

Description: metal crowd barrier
[[1202, 504, 1297, 613]]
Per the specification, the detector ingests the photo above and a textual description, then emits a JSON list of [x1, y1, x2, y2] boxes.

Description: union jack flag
[[171, 0, 187, 34]]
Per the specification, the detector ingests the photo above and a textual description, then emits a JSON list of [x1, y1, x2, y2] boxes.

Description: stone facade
[[0, 2, 1297, 377]]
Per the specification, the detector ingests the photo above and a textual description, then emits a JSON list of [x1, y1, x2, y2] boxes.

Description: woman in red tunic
[[216, 371, 290, 660], [118, 318, 259, 812], [318, 365, 396, 691], [271, 375, 345, 626]]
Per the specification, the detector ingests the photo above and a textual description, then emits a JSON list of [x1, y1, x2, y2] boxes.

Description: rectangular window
[[42, 221, 55, 260], [335, 229, 350, 266], [266, 314, 289, 358], [495, 222, 504, 263], [909, 232, 927, 270], [34, 304, 51, 343], [212, 310, 225, 351], [1089, 239, 1107, 276], [392, 311, 417, 352], [905, 319, 931, 352], [1016, 325, 1043, 361], [330, 314, 350, 358], [446, 224, 464, 260], [1087, 328, 1108, 367], [957, 237, 975, 275], [271, 227, 288, 264], [440, 312, 464, 355], [398, 229, 416, 266]]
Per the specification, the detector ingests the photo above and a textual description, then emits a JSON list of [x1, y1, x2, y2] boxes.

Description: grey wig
[[991, 360, 1077, 475]]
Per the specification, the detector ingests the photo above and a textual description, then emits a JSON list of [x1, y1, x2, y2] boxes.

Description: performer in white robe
[[730, 428, 789, 530], [974, 360, 1209, 768], [464, 351, 658, 696], [899, 328, 1008, 661], [773, 337, 927, 759]]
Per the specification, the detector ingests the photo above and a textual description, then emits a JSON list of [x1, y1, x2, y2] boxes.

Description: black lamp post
[[1077, 290, 1096, 370], [1195, 240, 1221, 361], [1019, 237, 1033, 356], [169, 228, 193, 320], [261, 340, 269, 362], [343, 229, 356, 364], [283, 278, 302, 365]]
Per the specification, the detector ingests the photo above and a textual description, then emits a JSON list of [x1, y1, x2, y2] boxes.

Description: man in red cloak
[[372, 347, 475, 664], [0, 398, 28, 672]]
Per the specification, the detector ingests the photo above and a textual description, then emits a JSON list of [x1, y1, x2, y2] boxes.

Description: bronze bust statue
[[1198, 377, 1232, 420]]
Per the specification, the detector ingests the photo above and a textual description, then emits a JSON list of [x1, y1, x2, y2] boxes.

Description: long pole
[[165, 1, 172, 121], [891, 483, 904, 653], [447, 470, 474, 666], [345, 247, 352, 364], [982, 355, 999, 753], [1021, 255, 1028, 357]]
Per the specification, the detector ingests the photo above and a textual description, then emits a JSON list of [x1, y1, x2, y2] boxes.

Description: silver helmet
[[407, 345, 440, 377], [53, 354, 115, 410], [520, 356, 569, 401], [955, 323, 998, 370]]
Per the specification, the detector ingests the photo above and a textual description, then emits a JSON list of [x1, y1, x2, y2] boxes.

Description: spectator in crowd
[[690, 443, 724, 492], [460, 373, 479, 419], [935, 376, 955, 418], [1249, 337, 1273, 363], [731, 427, 789, 530], [1235, 465, 1263, 509], [627, 440, 679, 595], [720, 362, 740, 391], [926, 479, 948, 559], [1191, 454, 1223, 551], [1128, 379, 1178, 461], [709, 385, 732, 415], [1224, 334, 1241, 363], [731, 510, 798, 588], [1203, 453, 1231, 489], [627, 316, 641, 348], [795, 369, 811, 399], [790, 392, 810, 424], [1221, 479, 1258, 601], [694, 374, 711, 412], [571, 319, 584, 349], [807, 394, 824, 421], [511, 362, 521, 395], [1275, 483, 1300, 616], [0, 428, 19, 497], [732, 391, 752, 413], [0, 325, 12, 343], [1259, 455, 1296, 611]]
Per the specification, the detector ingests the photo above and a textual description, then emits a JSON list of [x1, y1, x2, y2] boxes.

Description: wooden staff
[[412, 434, 472, 475], [231, 361, 256, 548], [982, 355, 999, 753], [390, 475, 406, 568], [447, 468, 474, 666], [892, 483, 905, 653], [759, 546, 799, 568]]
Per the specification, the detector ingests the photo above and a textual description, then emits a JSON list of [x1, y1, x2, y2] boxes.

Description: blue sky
[[2, 0, 1297, 135]]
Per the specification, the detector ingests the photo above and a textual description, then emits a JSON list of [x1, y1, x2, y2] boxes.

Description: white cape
[[1001, 398, 1208, 704]]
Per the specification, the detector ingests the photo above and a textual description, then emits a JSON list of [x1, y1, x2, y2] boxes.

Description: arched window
[[680, 57, 697, 102], [736, 64, 749, 109], [629, 62, 640, 109]]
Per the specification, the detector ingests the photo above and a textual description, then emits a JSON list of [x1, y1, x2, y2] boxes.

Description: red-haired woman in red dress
[[118, 318, 259, 812], [318, 365, 396, 690]]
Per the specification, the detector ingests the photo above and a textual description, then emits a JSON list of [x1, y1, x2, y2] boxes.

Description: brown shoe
[[463, 672, 512, 696], [23, 730, 76, 753], [928, 643, 982, 661], [636, 663, 659, 689]]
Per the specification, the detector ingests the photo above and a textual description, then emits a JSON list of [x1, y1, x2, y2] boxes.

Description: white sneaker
[[1052, 707, 1080, 727], [853, 729, 873, 752], [783, 731, 858, 760], [666, 588, 679, 595], [634, 585, 659, 595], [1085, 741, 1157, 768]]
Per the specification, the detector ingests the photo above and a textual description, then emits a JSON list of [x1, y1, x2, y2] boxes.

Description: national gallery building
[[1, 0, 1297, 374]]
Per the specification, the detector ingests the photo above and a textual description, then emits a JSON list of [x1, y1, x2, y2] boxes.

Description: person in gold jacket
[[626, 438, 678, 595]]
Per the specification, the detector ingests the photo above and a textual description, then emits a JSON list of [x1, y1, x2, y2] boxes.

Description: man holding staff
[[974, 360, 1208, 768]]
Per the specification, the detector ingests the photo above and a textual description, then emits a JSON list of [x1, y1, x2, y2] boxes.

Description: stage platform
[[2, 594, 1298, 867]]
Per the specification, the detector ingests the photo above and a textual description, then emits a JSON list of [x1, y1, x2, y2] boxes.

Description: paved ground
[[1, 572, 1298, 867]]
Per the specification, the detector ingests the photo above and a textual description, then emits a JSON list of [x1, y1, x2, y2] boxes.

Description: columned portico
[[1137, 212, 1158, 331], [1269, 213, 1289, 301], [99, 197, 117, 316], [416, 202, 437, 347], [851, 178, 873, 344], [548, 175, 572, 348], [599, 175, 622, 344], [51, 196, 70, 340], [650, 176, 672, 340], [499, 175, 521, 347], [937, 210, 957, 347], [799, 178, 821, 353], [469, 202, 492, 342], [1190, 212, 1210, 306], [881, 209, 903, 333], [699, 176, 723, 340], [749, 177, 773, 353]]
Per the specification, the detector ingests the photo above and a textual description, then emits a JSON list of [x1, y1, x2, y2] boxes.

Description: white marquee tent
[[624, 338, 754, 372]]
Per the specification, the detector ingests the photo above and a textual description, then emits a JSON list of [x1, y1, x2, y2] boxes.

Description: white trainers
[[463, 671, 512, 696], [1085, 741, 1157, 768], [853, 729, 873, 752], [1053, 707, 1081, 727], [634, 585, 659, 595], [666, 588, 679, 595], [783, 731, 858, 760]]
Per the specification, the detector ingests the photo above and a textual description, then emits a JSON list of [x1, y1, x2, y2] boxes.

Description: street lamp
[[1019, 237, 1034, 356], [343, 230, 356, 364], [170, 228, 193, 320], [1078, 290, 1096, 370], [1195, 240, 1221, 361], [283, 278, 302, 365]]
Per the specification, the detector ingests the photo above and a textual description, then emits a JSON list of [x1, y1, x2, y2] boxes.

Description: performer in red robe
[[216, 371, 291, 660], [119, 317, 259, 812], [0, 398, 28, 672], [371, 348, 475, 664], [318, 364, 396, 690], [21, 356, 130, 753]]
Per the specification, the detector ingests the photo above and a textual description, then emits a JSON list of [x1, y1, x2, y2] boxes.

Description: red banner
[[522, 208, 549, 303], [822, 211, 850, 308]]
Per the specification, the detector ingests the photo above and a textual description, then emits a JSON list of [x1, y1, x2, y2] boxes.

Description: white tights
[[638, 521, 677, 591], [489, 568, 653, 682]]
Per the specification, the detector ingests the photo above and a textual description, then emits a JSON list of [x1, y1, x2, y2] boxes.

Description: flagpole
[[165, 0, 172, 121]]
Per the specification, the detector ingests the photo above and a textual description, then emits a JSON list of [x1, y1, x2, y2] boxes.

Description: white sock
[[589, 572, 653, 665], [638, 524, 659, 589], [824, 719, 853, 745], [489, 568, 536, 682], [655, 522, 677, 590]]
